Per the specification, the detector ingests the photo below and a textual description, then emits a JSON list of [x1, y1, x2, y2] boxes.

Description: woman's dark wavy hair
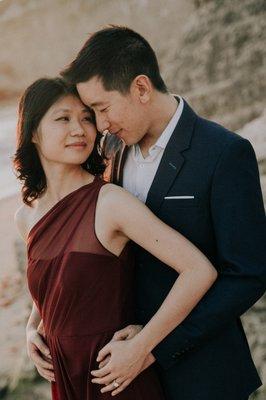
[[13, 77, 106, 206]]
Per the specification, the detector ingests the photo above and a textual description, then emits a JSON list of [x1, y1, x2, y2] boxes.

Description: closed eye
[[99, 106, 109, 113]]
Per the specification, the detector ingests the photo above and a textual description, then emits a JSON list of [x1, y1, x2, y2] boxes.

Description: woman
[[14, 78, 217, 400]]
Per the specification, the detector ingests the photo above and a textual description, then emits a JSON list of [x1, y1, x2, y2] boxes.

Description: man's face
[[77, 77, 150, 146]]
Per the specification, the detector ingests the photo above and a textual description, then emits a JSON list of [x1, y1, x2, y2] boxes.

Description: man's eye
[[99, 107, 109, 112]]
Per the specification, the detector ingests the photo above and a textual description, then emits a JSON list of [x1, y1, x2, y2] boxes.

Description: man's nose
[[95, 114, 110, 133]]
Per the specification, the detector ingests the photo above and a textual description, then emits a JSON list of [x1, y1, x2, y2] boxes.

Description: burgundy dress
[[27, 176, 164, 400]]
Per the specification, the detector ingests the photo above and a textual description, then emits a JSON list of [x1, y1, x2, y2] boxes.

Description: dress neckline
[[27, 175, 99, 242]]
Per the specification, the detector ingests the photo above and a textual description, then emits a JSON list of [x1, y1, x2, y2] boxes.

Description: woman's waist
[[42, 308, 135, 337], [44, 322, 134, 339]]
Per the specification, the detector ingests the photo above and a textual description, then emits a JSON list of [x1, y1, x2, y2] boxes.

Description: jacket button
[[173, 352, 181, 357]]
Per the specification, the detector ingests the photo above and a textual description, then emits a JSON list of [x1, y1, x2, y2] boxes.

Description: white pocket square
[[164, 196, 195, 199]]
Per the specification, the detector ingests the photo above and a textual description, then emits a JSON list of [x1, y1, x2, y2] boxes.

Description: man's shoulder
[[193, 115, 249, 161], [196, 116, 242, 145]]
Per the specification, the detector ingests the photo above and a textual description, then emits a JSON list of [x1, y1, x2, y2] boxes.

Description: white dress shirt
[[123, 95, 184, 202]]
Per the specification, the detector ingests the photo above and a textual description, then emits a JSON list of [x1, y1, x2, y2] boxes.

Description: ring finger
[[100, 377, 125, 394]]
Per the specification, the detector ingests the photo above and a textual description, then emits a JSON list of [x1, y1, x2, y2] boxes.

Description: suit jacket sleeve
[[152, 137, 266, 370]]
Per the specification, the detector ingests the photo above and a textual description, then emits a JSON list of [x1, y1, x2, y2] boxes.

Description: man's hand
[[91, 336, 156, 396], [26, 321, 55, 382], [97, 324, 143, 369], [112, 324, 143, 341]]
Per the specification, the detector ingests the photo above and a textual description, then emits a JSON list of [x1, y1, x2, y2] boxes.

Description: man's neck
[[138, 94, 179, 157]]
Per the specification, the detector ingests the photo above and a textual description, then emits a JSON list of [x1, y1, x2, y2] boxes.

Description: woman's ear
[[31, 131, 38, 144]]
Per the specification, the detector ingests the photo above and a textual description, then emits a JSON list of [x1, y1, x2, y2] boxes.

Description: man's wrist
[[131, 332, 155, 358]]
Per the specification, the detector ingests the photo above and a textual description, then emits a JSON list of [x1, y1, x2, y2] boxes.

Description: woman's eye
[[83, 116, 93, 122], [55, 116, 69, 121]]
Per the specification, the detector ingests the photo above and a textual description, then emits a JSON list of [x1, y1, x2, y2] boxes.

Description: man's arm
[[152, 138, 266, 369]]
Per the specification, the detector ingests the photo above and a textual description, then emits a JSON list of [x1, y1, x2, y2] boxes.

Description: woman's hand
[[26, 324, 55, 383], [91, 337, 155, 395]]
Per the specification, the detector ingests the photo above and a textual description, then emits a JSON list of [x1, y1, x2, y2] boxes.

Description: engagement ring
[[113, 380, 120, 388]]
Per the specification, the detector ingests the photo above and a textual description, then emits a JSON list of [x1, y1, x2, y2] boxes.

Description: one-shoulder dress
[[27, 176, 164, 400]]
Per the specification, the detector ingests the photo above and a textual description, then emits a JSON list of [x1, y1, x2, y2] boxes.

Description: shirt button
[[139, 164, 144, 168]]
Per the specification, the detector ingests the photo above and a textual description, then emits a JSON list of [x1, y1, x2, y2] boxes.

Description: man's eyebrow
[[89, 101, 106, 108]]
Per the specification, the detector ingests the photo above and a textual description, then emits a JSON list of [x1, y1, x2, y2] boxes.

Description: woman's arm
[[25, 302, 55, 382], [26, 301, 41, 334], [14, 207, 55, 382], [103, 184, 217, 350], [92, 184, 217, 393]]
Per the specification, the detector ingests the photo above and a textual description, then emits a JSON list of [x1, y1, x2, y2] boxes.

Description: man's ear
[[131, 75, 152, 104]]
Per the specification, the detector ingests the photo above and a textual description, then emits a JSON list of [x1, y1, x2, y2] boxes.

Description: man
[[28, 26, 266, 399]]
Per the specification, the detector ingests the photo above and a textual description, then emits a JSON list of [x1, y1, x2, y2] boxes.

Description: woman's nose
[[70, 122, 85, 136]]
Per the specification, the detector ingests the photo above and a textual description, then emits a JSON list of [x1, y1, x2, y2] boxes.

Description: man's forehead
[[77, 80, 110, 106]]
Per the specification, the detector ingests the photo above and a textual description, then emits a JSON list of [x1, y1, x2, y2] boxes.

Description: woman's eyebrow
[[52, 108, 91, 115], [52, 108, 71, 115]]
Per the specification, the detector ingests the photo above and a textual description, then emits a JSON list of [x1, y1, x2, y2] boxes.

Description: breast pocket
[[160, 196, 206, 237], [163, 196, 199, 208]]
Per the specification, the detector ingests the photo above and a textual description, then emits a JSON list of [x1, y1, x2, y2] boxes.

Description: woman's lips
[[66, 142, 87, 148]]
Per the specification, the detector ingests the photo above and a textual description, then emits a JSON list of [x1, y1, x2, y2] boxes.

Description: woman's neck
[[42, 167, 94, 204]]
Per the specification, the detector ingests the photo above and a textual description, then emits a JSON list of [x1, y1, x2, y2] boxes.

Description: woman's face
[[32, 94, 97, 166]]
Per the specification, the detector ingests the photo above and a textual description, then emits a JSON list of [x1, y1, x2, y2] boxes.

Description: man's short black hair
[[61, 25, 168, 94]]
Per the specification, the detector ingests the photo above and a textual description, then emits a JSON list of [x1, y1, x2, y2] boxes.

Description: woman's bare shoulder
[[97, 182, 145, 227], [14, 202, 35, 242], [99, 182, 136, 203]]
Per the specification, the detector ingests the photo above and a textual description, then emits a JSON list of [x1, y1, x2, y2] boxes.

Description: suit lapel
[[112, 98, 198, 211], [145, 99, 197, 212], [117, 145, 128, 186]]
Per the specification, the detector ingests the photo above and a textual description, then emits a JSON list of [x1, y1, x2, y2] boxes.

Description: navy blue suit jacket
[[110, 98, 266, 400]]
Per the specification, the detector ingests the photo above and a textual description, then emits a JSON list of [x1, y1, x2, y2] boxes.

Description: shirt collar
[[132, 95, 184, 157], [155, 95, 184, 149]]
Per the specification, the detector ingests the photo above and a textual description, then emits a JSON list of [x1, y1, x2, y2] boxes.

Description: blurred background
[[0, 0, 265, 398]]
